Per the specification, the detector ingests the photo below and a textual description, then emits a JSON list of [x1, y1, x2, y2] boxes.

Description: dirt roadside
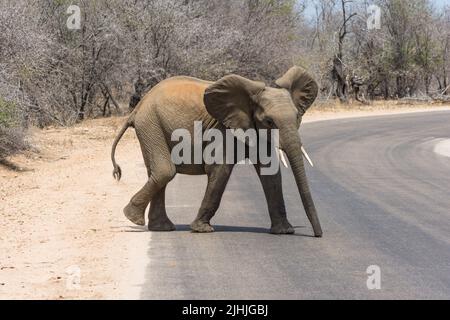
[[1, 105, 450, 299], [0, 117, 148, 299]]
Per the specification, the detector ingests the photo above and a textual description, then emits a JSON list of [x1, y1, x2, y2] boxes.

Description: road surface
[[139, 111, 450, 299]]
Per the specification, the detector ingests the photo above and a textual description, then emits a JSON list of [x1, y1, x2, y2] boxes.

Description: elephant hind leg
[[124, 168, 175, 226], [147, 186, 175, 231], [124, 129, 176, 227]]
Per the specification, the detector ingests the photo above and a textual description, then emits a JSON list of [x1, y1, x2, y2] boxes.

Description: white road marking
[[434, 139, 450, 158]]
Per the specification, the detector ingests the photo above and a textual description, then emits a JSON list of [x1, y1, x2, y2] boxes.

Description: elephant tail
[[111, 118, 133, 181]]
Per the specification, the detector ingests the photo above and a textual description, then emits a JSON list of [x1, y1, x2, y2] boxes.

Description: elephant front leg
[[190, 164, 234, 233], [148, 186, 175, 231], [254, 164, 294, 234]]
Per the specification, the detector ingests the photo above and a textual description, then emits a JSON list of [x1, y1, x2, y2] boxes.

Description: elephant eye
[[263, 117, 275, 128]]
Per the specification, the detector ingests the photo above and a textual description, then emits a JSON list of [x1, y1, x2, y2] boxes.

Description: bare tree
[[331, 0, 357, 101]]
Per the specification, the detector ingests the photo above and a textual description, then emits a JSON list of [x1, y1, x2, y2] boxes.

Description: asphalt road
[[140, 111, 450, 299]]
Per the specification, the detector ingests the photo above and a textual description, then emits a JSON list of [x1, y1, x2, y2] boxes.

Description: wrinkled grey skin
[[111, 67, 323, 237]]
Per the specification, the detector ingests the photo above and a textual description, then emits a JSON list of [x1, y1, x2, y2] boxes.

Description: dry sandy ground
[[1, 104, 450, 299], [0, 117, 148, 299]]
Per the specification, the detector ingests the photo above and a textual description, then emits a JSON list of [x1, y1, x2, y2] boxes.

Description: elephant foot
[[148, 218, 176, 232], [270, 220, 295, 235], [190, 220, 215, 233], [123, 202, 146, 226]]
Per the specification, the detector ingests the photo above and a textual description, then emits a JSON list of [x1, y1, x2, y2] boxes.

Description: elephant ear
[[204, 75, 265, 130], [275, 66, 319, 115]]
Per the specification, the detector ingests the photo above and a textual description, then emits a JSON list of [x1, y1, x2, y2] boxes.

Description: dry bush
[[0, 0, 449, 161], [0, 97, 28, 160], [0, 128, 28, 157]]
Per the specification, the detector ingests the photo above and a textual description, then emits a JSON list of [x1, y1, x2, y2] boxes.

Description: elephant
[[111, 66, 323, 237]]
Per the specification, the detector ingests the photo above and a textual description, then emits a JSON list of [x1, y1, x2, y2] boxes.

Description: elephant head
[[203, 66, 323, 237]]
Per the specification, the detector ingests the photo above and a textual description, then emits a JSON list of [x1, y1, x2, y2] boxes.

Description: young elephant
[[111, 66, 323, 237]]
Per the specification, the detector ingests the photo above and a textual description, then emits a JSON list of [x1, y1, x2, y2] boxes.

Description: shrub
[[0, 97, 19, 127], [0, 97, 28, 159]]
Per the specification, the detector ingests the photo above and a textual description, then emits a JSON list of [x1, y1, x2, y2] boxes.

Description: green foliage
[[0, 97, 19, 129], [0, 97, 27, 158]]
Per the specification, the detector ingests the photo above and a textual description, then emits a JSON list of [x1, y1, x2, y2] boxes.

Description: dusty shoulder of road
[[304, 102, 450, 123], [0, 117, 148, 299], [1, 103, 450, 299]]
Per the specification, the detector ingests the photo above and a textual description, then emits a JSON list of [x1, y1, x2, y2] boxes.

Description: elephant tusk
[[301, 146, 314, 167], [277, 148, 288, 168]]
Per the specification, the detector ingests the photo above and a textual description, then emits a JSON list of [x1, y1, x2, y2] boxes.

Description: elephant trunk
[[281, 127, 323, 237]]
